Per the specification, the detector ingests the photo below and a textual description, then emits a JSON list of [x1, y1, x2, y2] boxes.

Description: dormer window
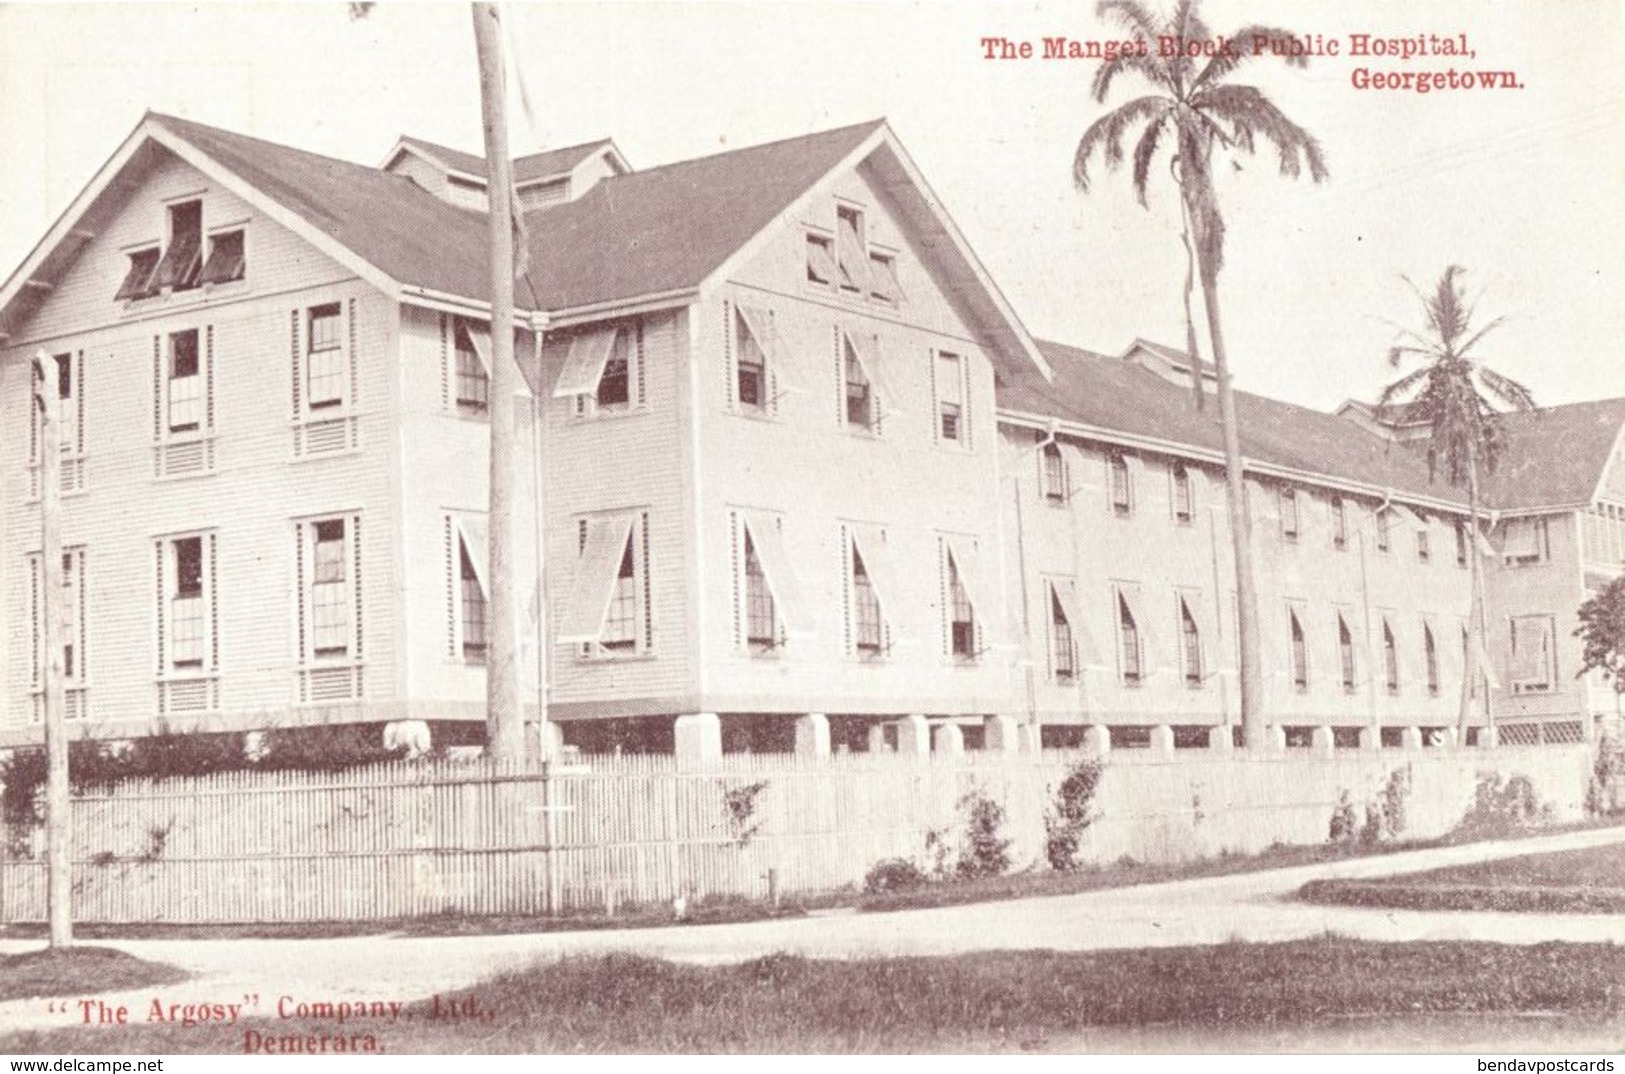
[[116, 247, 161, 301], [154, 201, 203, 293], [868, 251, 901, 305], [835, 205, 867, 295], [805, 233, 835, 286], [200, 229, 246, 285]]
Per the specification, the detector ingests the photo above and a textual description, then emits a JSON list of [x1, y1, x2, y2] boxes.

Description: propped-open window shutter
[[724, 302, 737, 409]]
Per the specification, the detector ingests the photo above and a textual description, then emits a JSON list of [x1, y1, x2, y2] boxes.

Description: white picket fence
[[0, 742, 1597, 924]]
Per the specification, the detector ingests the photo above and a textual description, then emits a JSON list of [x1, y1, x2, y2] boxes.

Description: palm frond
[[1191, 25, 1310, 90], [1129, 110, 1174, 207], [1194, 84, 1328, 182], [1096, 0, 1162, 42], [1092, 48, 1174, 103], [1454, 315, 1508, 361], [1476, 365, 1537, 411], [1376, 365, 1432, 411], [1074, 95, 1171, 193]]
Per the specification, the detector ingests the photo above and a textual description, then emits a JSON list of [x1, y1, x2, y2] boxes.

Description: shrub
[[1378, 767, 1412, 839], [721, 779, 769, 847], [863, 857, 927, 895], [1588, 735, 1625, 817], [1327, 790, 1358, 844], [1459, 772, 1547, 837], [1045, 756, 1104, 871], [955, 788, 1011, 879]]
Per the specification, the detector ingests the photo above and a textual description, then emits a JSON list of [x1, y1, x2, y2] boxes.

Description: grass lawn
[[1300, 842, 1625, 914], [3, 939, 1624, 1053], [0, 946, 187, 1003]]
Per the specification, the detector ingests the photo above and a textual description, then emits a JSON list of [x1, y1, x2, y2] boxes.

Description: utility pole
[[33, 351, 72, 948], [471, 2, 524, 761]]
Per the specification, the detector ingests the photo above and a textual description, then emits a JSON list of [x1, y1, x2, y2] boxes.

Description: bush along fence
[[0, 741, 1603, 925]]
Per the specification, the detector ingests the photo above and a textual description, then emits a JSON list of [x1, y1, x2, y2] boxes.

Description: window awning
[[1500, 518, 1541, 559], [739, 305, 805, 396], [851, 525, 904, 625], [454, 513, 489, 595], [742, 510, 813, 637], [551, 326, 620, 398], [805, 234, 836, 285], [1052, 577, 1103, 668], [1392, 616, 1425, 684], [836, 213, 871, 293], [1441, 619, 1465, 681], [845, 328, 903, 418], [1509, 618, 1553, 686], [1059, 442, 1099, 495], [464, 324, 494, 376], [199, 231, 245, 285], [1386, 503, 1428, 529], [944, 535, 995, 636], [555, 515, 634, 644], [1319, 611, 1345, 683], [1470, 627, 1502, 689], [1115, 583, 1163, 673], [869, 255, 903, 303], [1176, 590, 1209, 673]]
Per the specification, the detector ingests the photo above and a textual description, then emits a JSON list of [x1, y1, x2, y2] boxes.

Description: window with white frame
[[596, 328, 633, 412], [1171, 462, 1193, 523], [153, 200, 203, 294], [1338, 614, 1356, 692], [1376, 507, 1392, 552], [116, 246, 162, 302], [1416, 527, 1431, 563], [1501, 517, 1550, 566], [1424, 623, 1439, 695], [170, 536, 207, 669], [868, 250, 901, 305], [1289, 610, 1309, 691], [1455, 520, 1469, 567], [309, 520, 351, 657], [1331, 495, 1348, 550], [1042, 443, 1067, 504], [454, 320, 489, 413], [1179, 596, 1201, 686], [939, 536, 988, 662], [844, 334, 874, 430], [835, 205, 867, 296], [1509, 614, 1556, 692], [852, 544, 884, 658], [730, 306, 776, 413], [1382, 618, 1400, 694], [1279, 487, 1300, 541], [948, 558, 975, 658], [1108, 452, 1132, 516], [199, 228, 245, 286], [1050, 586, 1075, 681], [745, 531, 776, 653], [29, 549, 86, 687], [805, 232, 835, 287], [1117, 592, 1142, 684], [556, 512, 652, 658], [306, 303, 345, 409], [935, 351, 965, 443], [167, 329, 202, 433]]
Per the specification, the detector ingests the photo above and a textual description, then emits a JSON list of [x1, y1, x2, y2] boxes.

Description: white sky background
[[1, 0, 1621, 411]]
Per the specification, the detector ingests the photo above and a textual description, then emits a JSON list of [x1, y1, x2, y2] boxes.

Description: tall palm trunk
[[1198, 271, 1265, 746], [1462, 454, 1493, 741]]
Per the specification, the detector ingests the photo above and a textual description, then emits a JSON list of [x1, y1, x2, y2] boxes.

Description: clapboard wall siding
[[688, 166, 1010, 716], [0, 151, 404, 742]]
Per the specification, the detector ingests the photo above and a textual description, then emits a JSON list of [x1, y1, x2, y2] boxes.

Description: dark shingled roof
[[154, 113, 882, 314], [393, 134, 618, 184], [1003, 340, 1624, 512]]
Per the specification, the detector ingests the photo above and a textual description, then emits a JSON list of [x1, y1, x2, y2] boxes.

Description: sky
[[1, 0, 1621, 412]]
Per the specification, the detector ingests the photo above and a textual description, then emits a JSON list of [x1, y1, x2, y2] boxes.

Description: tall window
[[156, 200, 202, 292], [1424, 625, 1439, 695], [844, 337, 874, 429], [1416, 528, 1431, 563], [1289, 612, 1308, 690], [601, 536, 637, 651], [171, 537, 205, 669], [596, 329, 631, 410], [168, 329, 201, 433], [1279, 487, 1300, 540], [459, 543, 487, 662], [1171, 462, 1193, 523], [1331, 495, 1347, 550], [1042, 443, 1066, 503], [1509, 615, 1556, 693], [853, 546, 883, 656], [836, 205, 866, 294], [53, 352, 76, 452], [454, 321, 489, 412], [1376, 508, 1391, 552], [310, 519, 350, 657], [1338, 615, 1356, 692], [1051, 587, 1074, 681], [1180, 598, 1201, 686], [1383, 620, 1399, 694], [1455, 520, 1469, 567], [936, 351, 963, 441], [736, 314, 766, 410], [307, 303, 345, 409], [1109, 453, 1131, 515], [949, 558, 975, 657], [1118, 594, 1141, 683], [744, 532, 776, 652]]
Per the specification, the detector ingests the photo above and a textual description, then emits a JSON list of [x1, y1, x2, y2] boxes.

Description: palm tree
[[1378, 265, 1534, 739], [1073, 0, 1328, 750]]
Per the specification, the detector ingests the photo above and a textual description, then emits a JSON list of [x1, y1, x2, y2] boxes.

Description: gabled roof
[[1126, 338, 1218, 379], [515, 120, 887, 313], [1000, 340, 1625, 513], [383, 134, 627, 186]]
